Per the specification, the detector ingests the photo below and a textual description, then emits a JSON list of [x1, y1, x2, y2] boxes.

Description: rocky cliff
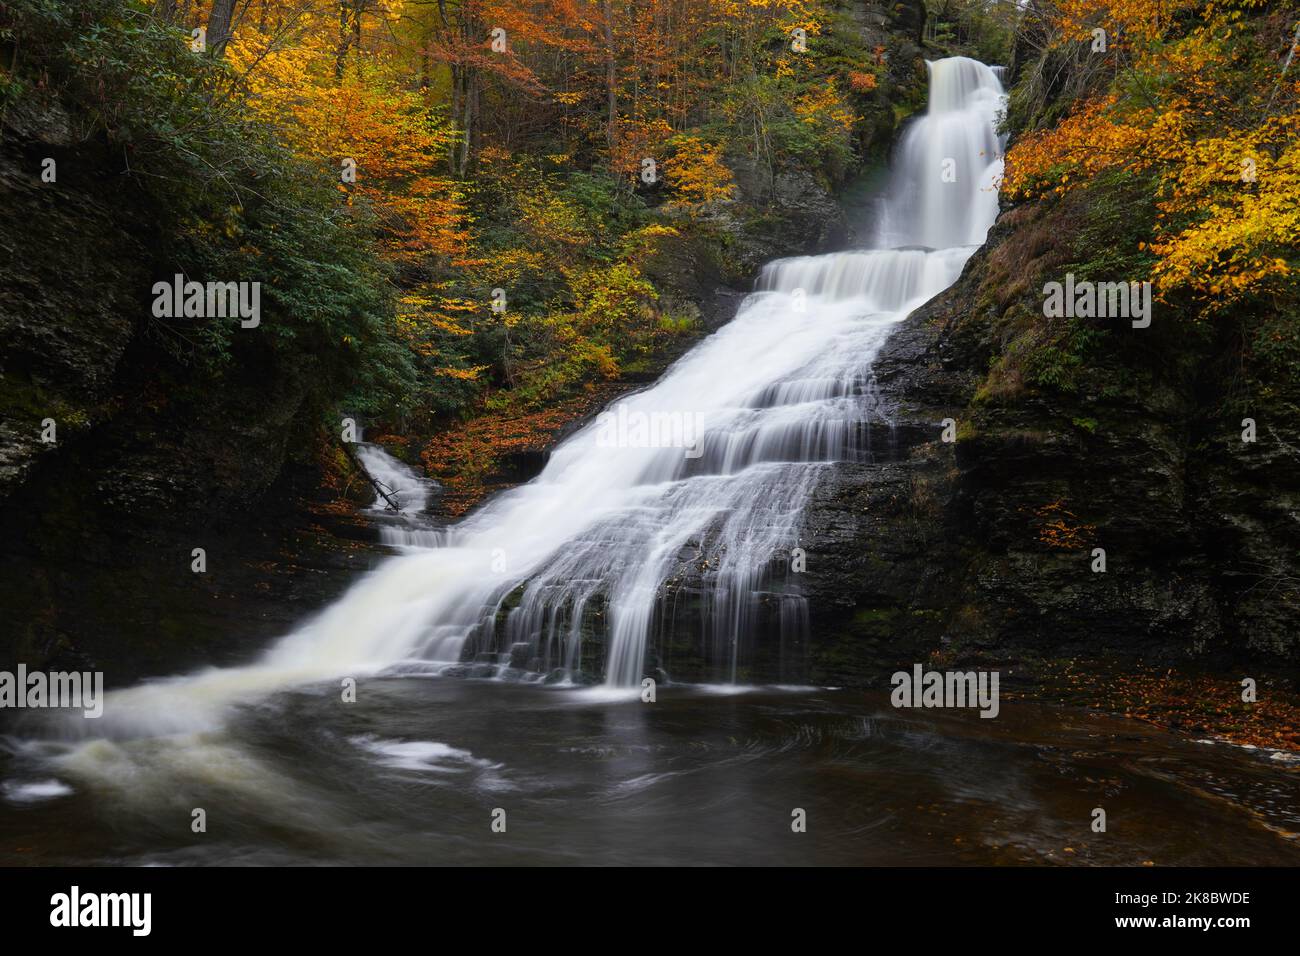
[[0, 102, 394, 683], [796, 201, 1300, 686]]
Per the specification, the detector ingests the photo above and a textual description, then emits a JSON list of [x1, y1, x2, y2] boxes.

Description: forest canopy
[[1003, 0, 1300, 312], [0, 0, 895, 432]]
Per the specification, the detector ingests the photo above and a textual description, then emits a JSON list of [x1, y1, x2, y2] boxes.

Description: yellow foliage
[[794, 78, 857, 134], [229, 19, 467, 262], [665, 135, 736, 206], [1003, 1, 1299, 307], [848, 70, 877, 93]]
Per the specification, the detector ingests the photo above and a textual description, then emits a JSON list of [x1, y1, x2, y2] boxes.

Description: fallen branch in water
[[339, 441, 401, 512]]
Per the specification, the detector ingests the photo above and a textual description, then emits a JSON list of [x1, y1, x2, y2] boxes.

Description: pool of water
[[3, 678, 1298, 865]]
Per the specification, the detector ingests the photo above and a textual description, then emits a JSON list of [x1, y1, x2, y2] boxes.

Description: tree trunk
[[601, 0, 618, 152], [459, 72, 477, 174], [449, 64, 463, 171], [352, 0, 363, 66], [334, 0, 368, 79], [334, 0, 354, 79], [206, 0, 238, 57]]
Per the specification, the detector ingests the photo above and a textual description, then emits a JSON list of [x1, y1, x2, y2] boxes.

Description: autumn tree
[[1003, 0, 1300, 309]]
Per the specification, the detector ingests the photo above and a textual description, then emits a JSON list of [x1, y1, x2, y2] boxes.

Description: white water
[[353, 441, 435, 516], [26, 57, 1006, 742], [353, 440, 446, 548], [874, 57, 1005, 250]]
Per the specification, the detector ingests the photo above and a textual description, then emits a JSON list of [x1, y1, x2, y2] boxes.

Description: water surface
[[4, 679, 1298, 866]]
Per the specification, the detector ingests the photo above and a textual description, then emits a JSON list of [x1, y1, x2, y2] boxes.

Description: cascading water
[[353, 442, 434, 517], [874, 56, 1005, 250], [353, 440, 445, 548], [23, 57, 1005, 742]]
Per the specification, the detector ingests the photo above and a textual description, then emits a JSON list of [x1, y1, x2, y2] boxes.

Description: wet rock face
[[794, 208, 1300, 682], [885, 0, 927, 44], [0, 137, 147, 492], [1192, 423, 1300, 658], [0, 436, 382, 687], [707, 156, 851, 279], [0, 126, 355, 681], [0, 124, 318, 521]]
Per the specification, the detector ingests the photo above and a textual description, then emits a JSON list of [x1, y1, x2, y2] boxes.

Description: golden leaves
[[230, 19, 467, 263], [664, 135, 736, 207], [1003, 1, 1299, 308]]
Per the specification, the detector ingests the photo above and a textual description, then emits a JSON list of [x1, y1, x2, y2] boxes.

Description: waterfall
[[874, 57, 1005, 250], [38, 58, 1006, 737], [353, 440, 446, 548], [353, 442, 434, 517]]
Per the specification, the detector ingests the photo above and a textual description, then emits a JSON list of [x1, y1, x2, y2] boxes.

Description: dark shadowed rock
[[792, 204, 1300, 684]]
